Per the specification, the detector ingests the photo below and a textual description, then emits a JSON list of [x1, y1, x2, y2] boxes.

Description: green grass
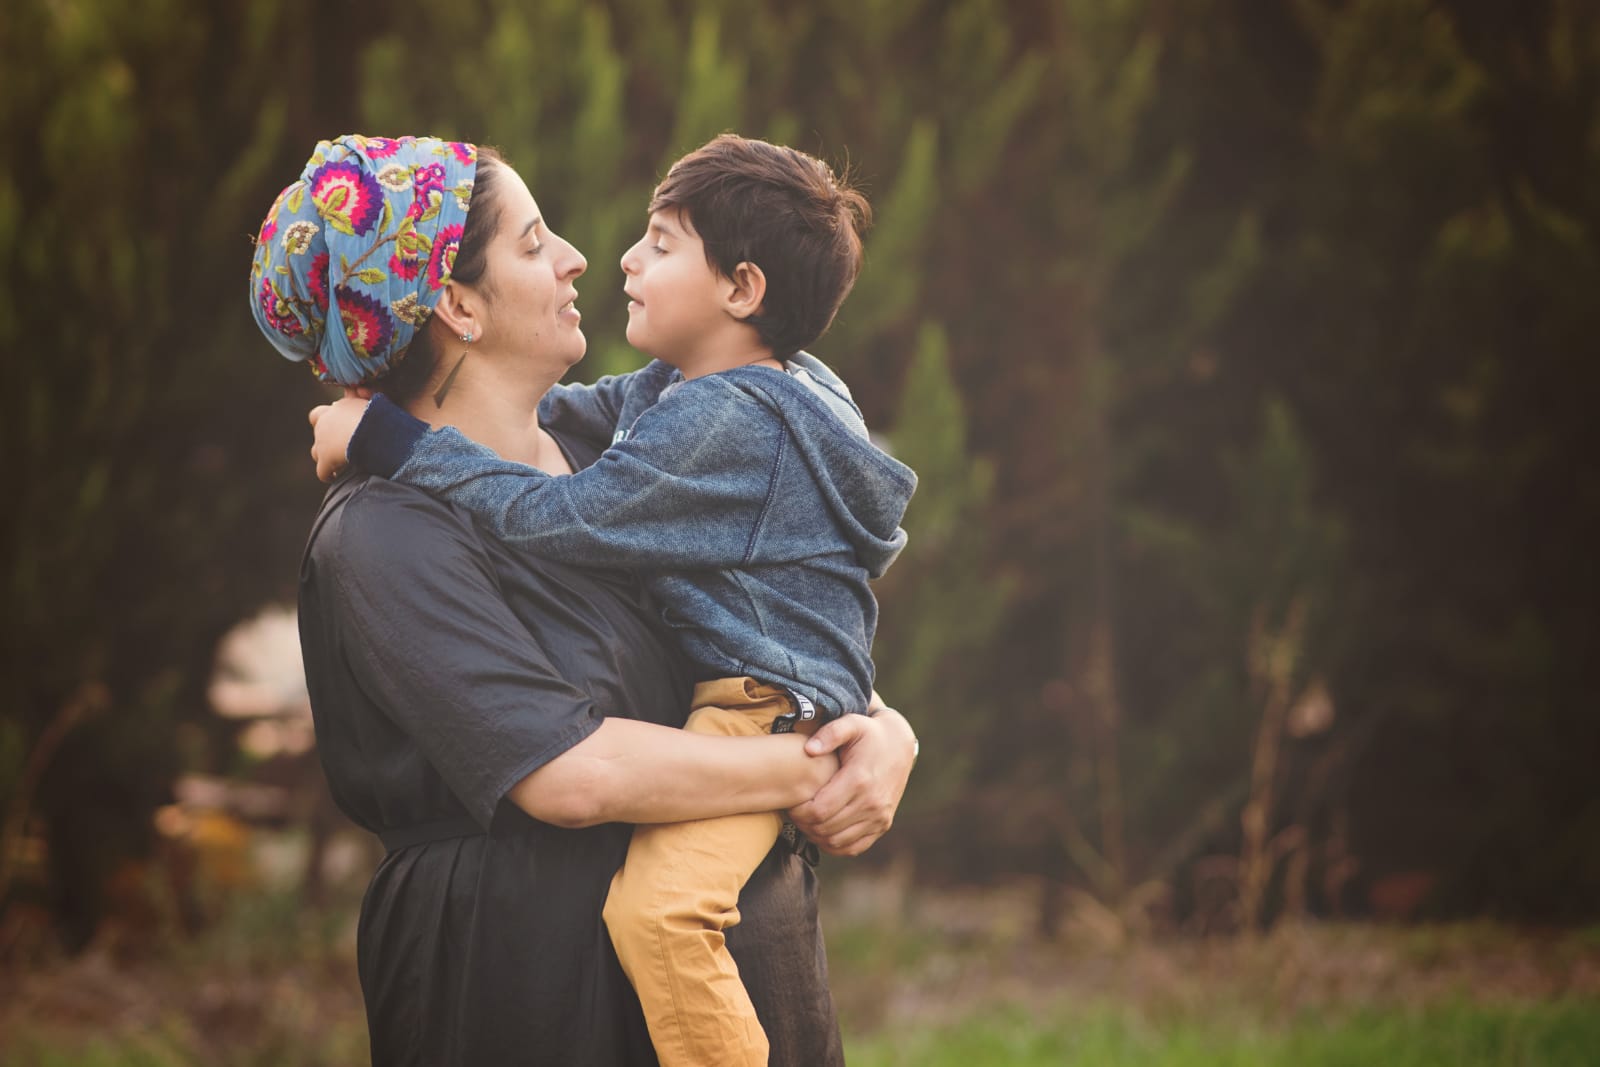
[[15, 1000, 1598, 1067], [846, 999, 1600, 1066], [7, 878, 1599, 1066]]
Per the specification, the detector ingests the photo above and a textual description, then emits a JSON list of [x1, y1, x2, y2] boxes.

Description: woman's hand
[[787, 695, 917, 857], [308, 389, 371, 482]]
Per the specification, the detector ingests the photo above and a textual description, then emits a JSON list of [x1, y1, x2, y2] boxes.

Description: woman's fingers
[[804, 712, 866, 757], [790, 707, 917, 856]]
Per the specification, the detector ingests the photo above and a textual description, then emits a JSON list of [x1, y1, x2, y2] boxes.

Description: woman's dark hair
[[650, 135, 871, 360], [377, 146, 506, 405]]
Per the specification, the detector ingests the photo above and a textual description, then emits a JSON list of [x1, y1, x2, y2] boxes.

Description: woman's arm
[[508, 717, 837, 829], [328, 484, 836, 833]]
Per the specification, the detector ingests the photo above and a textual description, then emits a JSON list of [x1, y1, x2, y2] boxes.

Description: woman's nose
[[560, 239, 587, 279]]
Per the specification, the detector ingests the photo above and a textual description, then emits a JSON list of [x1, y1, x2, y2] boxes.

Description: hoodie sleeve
[[536, 370, 638, 448], [352, 377, 786, 570]]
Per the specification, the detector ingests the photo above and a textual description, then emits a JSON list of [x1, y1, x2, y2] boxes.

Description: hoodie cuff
[[349, 393, 428, 479]]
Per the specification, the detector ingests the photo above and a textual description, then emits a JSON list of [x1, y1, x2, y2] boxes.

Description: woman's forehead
[[490, 164, 538, 235]]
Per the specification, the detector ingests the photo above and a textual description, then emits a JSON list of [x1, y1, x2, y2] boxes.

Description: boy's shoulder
[[711, 353, 867, 433], [627, 353, 871, 444]]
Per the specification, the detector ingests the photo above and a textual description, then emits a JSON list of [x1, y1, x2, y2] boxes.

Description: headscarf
[[249, 134, 478, 386]]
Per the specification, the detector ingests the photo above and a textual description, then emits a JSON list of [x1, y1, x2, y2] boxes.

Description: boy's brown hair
[[650, 134, 872, 359]]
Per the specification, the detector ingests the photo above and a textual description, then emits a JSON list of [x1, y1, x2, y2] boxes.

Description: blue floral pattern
[[249, 134, 478, 385]]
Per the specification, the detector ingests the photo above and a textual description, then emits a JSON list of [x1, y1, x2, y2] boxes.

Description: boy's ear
[[722, 261, 767, 322]]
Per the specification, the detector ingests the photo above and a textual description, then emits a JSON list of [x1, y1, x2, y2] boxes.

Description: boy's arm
[[537, 369, 640, 448], [348, 382, 781, 569]]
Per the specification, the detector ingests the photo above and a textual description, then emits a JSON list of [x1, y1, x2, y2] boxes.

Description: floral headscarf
[[249, 134, 478, 386]]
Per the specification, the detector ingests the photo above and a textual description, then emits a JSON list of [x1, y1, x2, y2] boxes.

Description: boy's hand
[[308, 390, 371, 483], [788, 697, 918, 857]]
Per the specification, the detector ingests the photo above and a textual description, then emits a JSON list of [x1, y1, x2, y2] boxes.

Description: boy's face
[[620, 209, 730, 368]]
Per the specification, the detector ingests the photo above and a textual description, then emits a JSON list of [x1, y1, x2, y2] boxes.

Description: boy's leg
[[604, 677, 808, 1067]]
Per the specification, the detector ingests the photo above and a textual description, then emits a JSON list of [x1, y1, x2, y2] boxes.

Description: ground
[[4, 869, 1599, 1066]]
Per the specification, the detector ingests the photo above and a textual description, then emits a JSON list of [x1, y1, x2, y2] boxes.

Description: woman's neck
[[402, 358, 568, 473]]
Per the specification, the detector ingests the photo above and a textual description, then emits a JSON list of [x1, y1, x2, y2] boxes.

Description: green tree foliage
[[1, 0, 357, 945], [870, 323, 1010, 829], [1192, 0, 1598, 917]]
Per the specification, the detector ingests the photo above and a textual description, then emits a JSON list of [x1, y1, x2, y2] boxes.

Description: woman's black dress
[[297, 437, 844, 1066]]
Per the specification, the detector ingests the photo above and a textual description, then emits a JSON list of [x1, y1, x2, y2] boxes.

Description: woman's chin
[[564, 333, 588, 366]]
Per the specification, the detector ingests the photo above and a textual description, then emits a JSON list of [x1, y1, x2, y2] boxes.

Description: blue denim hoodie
[[350, 354, 917, 719]]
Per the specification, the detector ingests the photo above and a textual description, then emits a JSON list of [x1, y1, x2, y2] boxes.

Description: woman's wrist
[[770, 732, 823, 802], [864, 699, 919, 763]]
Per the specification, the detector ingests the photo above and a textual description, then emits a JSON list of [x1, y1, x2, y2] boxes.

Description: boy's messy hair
[[650, 134, 872, 359]]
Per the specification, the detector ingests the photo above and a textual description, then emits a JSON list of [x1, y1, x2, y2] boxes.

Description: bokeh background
[[4, 0, 1598, 1062]]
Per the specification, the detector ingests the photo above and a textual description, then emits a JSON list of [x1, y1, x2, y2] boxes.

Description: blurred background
[[3, 0, 1598, 1063]]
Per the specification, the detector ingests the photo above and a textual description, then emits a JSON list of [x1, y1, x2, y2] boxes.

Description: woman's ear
[[722, 261, 767, 322], [430, 282, 481, 342]]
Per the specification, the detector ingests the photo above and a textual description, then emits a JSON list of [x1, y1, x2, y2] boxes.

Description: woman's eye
[[528, 243, 544, 256]]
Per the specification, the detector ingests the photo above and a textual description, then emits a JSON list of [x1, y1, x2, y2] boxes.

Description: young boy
[[313, 134, 915, 1066]]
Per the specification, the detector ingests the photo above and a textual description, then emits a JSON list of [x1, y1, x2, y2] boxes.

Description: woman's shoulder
[[302, 475, 482, 581]]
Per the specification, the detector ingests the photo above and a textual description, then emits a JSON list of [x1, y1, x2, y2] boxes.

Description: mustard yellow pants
[[603, 677, 814, 1067]]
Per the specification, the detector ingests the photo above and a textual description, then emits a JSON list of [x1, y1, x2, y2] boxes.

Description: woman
[[250, 134, 916, 1065]]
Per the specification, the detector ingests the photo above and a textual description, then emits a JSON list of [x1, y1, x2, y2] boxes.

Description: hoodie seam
[[742, 427, 786, 565]]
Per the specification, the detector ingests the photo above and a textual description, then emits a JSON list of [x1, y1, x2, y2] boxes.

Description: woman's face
[[470, 165, 588, 375]]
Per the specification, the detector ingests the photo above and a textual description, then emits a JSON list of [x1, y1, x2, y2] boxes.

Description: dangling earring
[[434, 330, 474, 408]]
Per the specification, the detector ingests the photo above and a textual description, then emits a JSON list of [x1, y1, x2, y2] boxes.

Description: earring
[[435, 332, 474, 408]]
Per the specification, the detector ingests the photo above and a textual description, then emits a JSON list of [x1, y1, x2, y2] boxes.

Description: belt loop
[[786, 688, 816, 720]]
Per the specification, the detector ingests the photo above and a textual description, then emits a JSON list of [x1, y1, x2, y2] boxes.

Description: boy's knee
[[605, 872, 675, 942], [605, 872, 733, 949]]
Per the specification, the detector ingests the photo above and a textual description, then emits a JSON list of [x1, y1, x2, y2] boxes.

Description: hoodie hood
[[727, 353, 917, 579]]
